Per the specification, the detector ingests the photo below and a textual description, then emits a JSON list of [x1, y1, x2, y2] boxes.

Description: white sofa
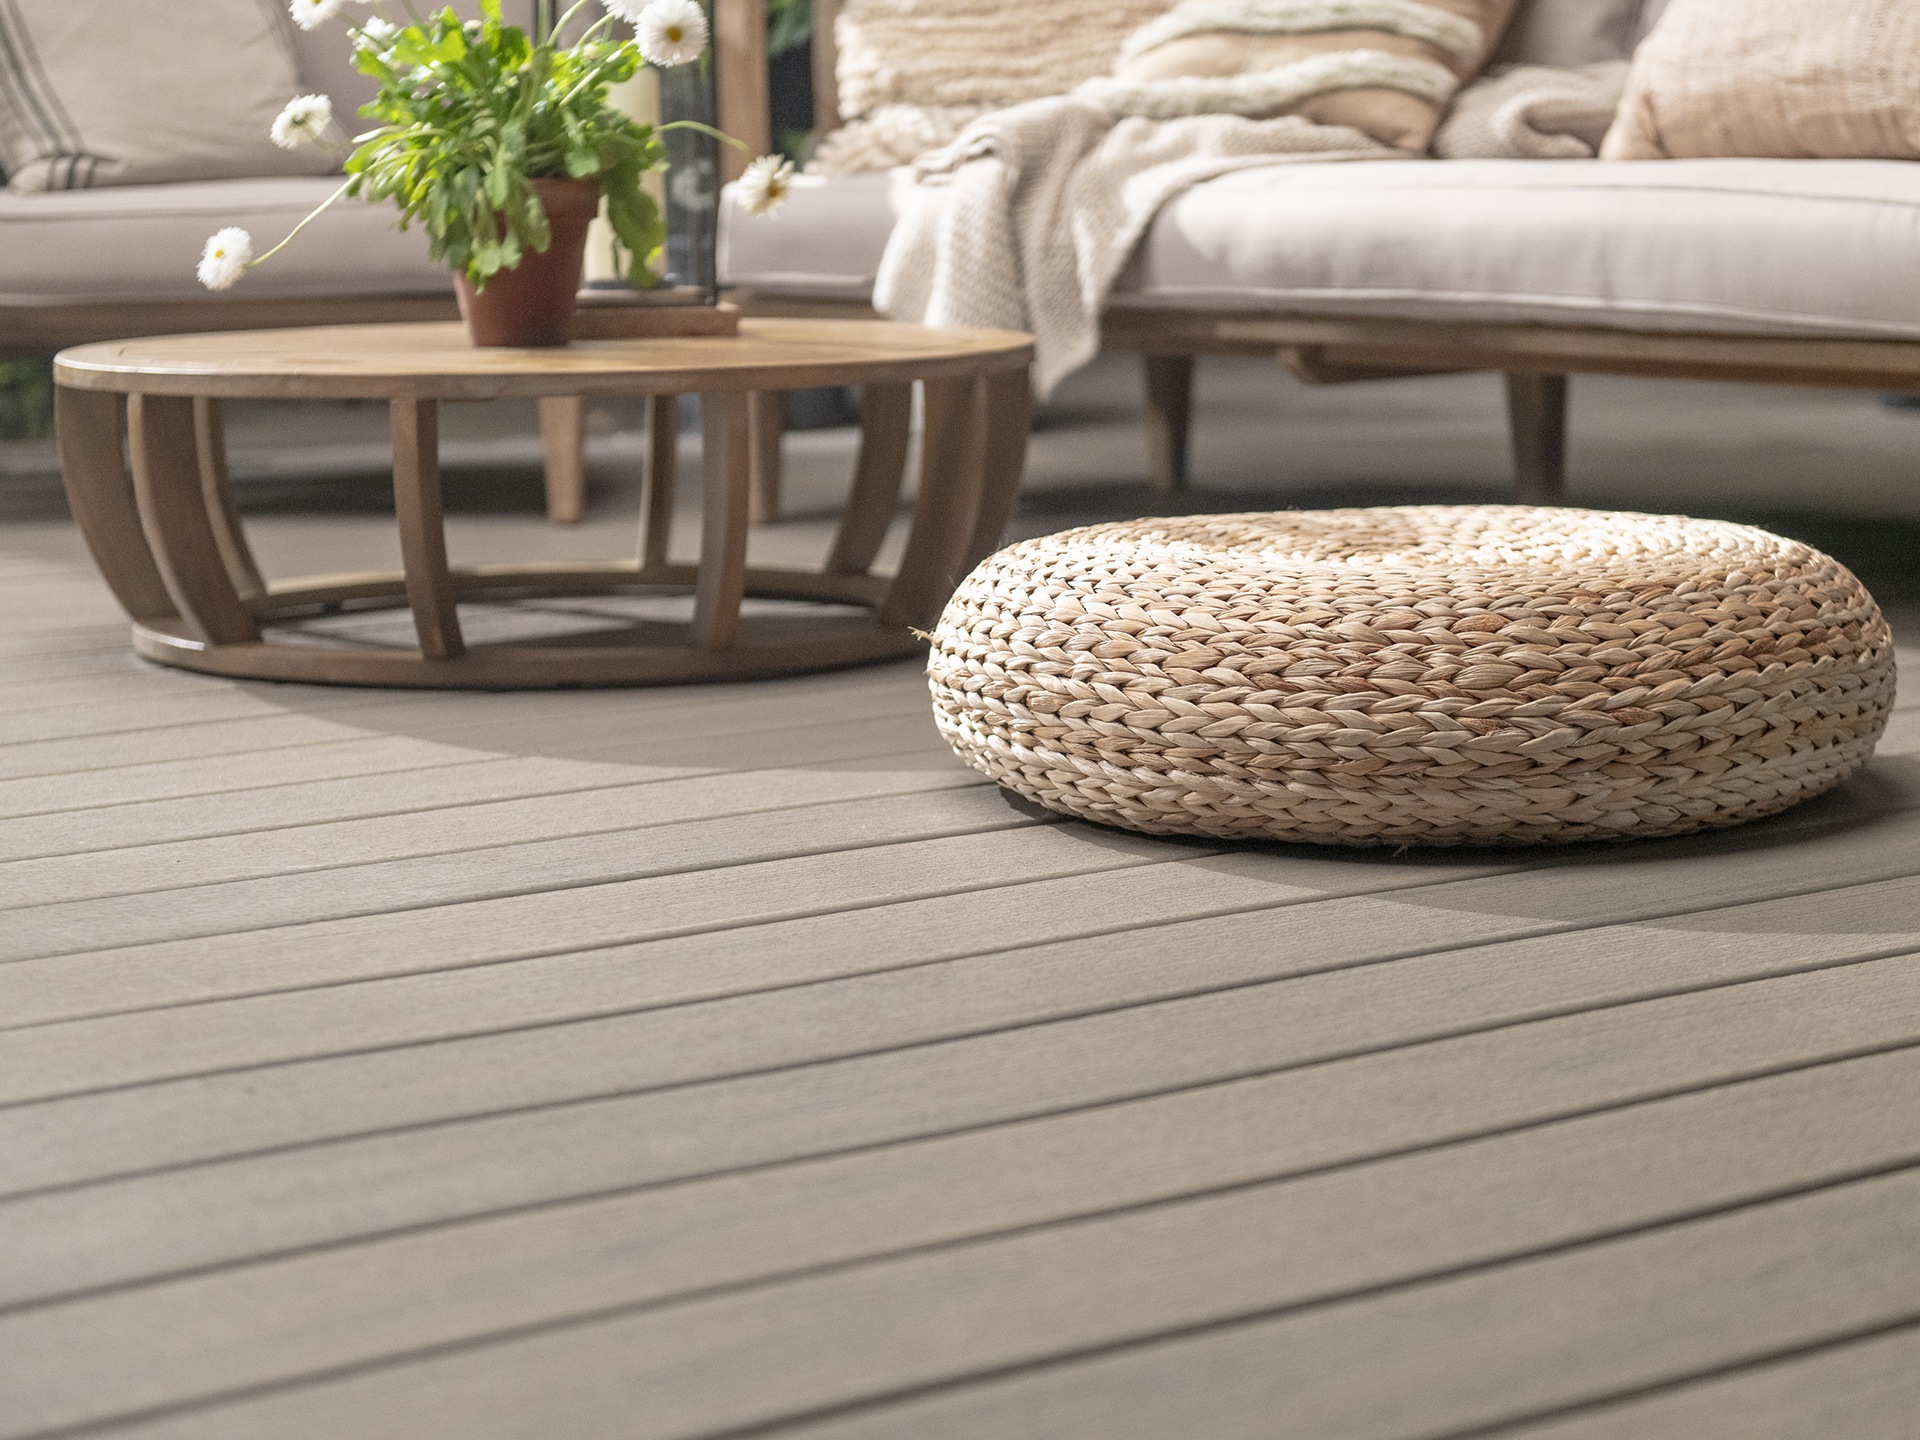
[[717, 0, 1920, 504]]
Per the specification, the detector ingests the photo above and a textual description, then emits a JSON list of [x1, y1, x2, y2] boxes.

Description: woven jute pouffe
[[928, 506, 1896, 846]]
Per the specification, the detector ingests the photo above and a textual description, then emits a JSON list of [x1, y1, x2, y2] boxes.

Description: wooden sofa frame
[[715, 0, 1920, 518], [1, 292, 598, 525]]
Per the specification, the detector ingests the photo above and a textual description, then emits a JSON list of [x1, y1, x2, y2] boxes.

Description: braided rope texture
[[928, 506, 1896, 847]]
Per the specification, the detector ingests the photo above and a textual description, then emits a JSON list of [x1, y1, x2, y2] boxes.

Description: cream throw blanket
[[875, 61, 1632, 393], [876, 99, 1386, 394]]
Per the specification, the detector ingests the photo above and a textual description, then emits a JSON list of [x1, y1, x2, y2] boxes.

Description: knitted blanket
[[875, 97, 1386, 394]]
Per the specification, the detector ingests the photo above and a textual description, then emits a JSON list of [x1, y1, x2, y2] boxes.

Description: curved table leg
[[127, 394, 259, 645], [55, 387, 178, 625], [964, 366, 1034, 570], [826, 381, 913, 578], [193, 396, 268, 605], [391, 398, 465, 661], [694, 390, 751, 650], [639, 392, 679, 574], [880, 375, 988, 631]]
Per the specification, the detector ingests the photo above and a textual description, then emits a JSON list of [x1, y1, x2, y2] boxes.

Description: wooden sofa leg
[[1144, 354, 1194, 493], [748, 391, 784, 523], [1506, 373, 1569, 504], [539, 395, 587, 524]]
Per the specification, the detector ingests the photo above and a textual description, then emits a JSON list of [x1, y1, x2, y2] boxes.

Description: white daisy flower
[[197, 229, 254, 291], [288, 0, 345, 31], [601, 0, 648, 23], [734, 154, 795, 217], [354, 16, 398, 49], [270, 94, 333, 149], [634, 0, 708, 67]]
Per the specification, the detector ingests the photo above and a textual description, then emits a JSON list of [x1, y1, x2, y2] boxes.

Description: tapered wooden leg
[[127, 394, 259, 645], [640, 392, 680, 572], [748, 390, 784, 524], [193, 396, 266, 604], [694, 390, 752, 650], [1507, 372, 1569, 504], [826, 382, 913, 577], [55, 387, 177, 625], [391, 398, 464, 660], [964, 367, 1034, 570], [881, 376, 988, 630], [539, 395, 587, 523], [1144, 354, 1194, 493]]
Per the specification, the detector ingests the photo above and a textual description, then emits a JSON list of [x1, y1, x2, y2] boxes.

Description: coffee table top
[[54, 318, 1034, 401]]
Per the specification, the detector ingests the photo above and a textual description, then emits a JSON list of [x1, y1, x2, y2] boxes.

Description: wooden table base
[[53, 321, 1034, 689]]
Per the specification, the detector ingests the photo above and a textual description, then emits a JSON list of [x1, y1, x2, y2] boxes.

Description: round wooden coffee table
[[53, 319, 1033, 687]]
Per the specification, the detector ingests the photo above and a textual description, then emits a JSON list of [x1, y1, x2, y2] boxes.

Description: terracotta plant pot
[[454, 177, 602, 348]]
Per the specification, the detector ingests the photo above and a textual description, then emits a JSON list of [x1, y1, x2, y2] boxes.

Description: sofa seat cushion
[[0, 178, 448, 305], [722, 158, 1920, 341]]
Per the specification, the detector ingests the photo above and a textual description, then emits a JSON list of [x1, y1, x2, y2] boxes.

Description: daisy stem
[[247, 178, 357, 271], [659, 119, 752, 152], [549, 0, 599, 44]]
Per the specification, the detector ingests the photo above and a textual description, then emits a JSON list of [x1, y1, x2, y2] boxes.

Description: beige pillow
[[1602, 0, 1920, 161], [832, 0, 1176, 119], [0, 0, 336, 191], [817, 0, 1175, 172], [1092, 0, 1522, 152]]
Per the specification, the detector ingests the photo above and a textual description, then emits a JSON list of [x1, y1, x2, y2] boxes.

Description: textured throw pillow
[[1602, 0, 1920, 161], [814, 0, 1175, 173], [1494, 0, 1643, 68], [0, 0, 336, 191], [1090, 0, 1523, 152]]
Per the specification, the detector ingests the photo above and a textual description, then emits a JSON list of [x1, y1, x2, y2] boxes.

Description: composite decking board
[[5, 745, 1907, 1053], [1501, 1322, 1920, 1440], [0, 784, 1040, 961], [8, 1042, 1919, 1439], [0, 744, 962, 866], [6, 943, 1918, 1309], [0, 844, 1494, 1030], [38, 1089, 1920, 1440], [0, 822, 1190, 1028], [8, 826, 1918, 1121], [0, 655, 933, 762], [0, 844, 1520, 1082], [0, 736, 502, 821], [0, 687, 390, 749], [734, 1174, 1920, 1440], [0, 747, 982, 899], [0, 646, 175, 685], [4, 731, 1909, 1017], [0, 654, 934, 787], [0, 628, 126, 663], [0, 666, 287, 717], [7, 870, 1916, 1196], [0, 711, 417, 782]]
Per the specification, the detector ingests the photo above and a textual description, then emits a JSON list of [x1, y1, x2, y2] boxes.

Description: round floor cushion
[[928, 506, 1896, 846]]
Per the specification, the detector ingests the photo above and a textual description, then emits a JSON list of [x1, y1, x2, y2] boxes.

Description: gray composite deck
[[2, 365, 1919, 1438]]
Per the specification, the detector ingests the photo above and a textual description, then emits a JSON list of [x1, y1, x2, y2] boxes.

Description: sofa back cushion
[[1102, 0, 1523, 153], [1602, 0, 1920, 160], [0, 0, 338, 191]]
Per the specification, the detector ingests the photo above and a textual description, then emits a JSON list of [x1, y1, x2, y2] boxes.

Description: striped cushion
[[1092, 0, 1522, 151], [0, 0, 336, 191]]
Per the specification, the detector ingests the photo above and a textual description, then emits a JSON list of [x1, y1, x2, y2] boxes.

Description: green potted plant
[[199, 0, 795, 347]]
